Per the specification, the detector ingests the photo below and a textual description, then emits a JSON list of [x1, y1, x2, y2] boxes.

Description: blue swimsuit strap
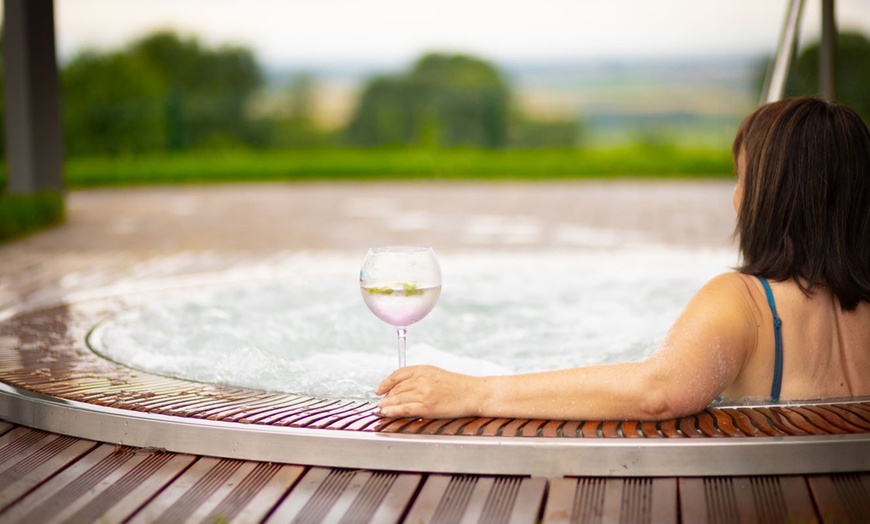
[[756, 276, 783, 403]]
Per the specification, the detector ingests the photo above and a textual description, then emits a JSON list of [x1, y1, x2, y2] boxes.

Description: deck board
[[0, 417, 868, 523]]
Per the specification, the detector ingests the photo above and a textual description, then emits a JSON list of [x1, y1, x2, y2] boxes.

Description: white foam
[[92, 248, 736, 399]]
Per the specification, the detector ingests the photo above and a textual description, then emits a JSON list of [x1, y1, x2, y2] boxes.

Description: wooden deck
[[1, 420, 869, 523]]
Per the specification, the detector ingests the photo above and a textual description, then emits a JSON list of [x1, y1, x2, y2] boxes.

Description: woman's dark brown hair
[[733, 97, 870, 310]]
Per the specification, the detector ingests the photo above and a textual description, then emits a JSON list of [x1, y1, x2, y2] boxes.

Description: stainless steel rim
[[2, 381, 868, 478]]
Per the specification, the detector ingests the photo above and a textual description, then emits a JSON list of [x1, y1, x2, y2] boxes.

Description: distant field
[[61, 146, 734, 188]]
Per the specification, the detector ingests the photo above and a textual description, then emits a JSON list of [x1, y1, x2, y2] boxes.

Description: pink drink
[[361, 284, 442, 328]]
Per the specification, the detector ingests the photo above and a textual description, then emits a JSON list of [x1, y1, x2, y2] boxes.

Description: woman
[[376, 97, 870, 421]]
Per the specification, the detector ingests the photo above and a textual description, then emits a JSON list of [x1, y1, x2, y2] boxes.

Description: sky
[[37, 0, 870, 69]]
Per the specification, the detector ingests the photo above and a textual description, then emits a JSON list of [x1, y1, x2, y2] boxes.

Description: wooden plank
[[679, 416, 706, 438], [500, 419, 531, 437], [600, 421, 621, 438], [226, 464, 303, 523], [580, 421, 601, 438], [167, 460, 265, 523], [265, 467, 354, 523], [0, 444, 128, 523], [620, 421, 643, 438], [808, 473, 870, 523], [404, 474, 476, 522], [601, 478, 678, 523], [320, 470, 376, 521], [201, 462, 303, 524], [369, 472, 423, 524], [307, 470, 422, 524], [571, 477, 607, 521], [0, 433, 96, 513], [510, 477, 547, 524], [679, 476, 817, 524], [127, 456, 243, 523], [438, 417, 480, 436], [542, 477, 579, 523], [708, 409, 746, 437], [696, 411, 724, 438], [458, 476, 496, 523], [801, 405, 869, 433], [63, 452, 197, 524], [400, 473, 451, 523], [519, 420, 548, 437], [549, 419, 576, 438], [0, 421, 14, 437], [781, 406, 847, 435], [737, 407, 783, 436], [769, 475, 818, 523], [460, 417, 497, 436], [818, 405, 870, 431]]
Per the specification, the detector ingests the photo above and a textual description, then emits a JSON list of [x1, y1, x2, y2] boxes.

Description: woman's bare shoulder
[[693, 271, 761, 310]]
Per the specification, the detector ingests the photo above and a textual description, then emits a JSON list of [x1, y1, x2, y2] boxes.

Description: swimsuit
[[757, 276, 784, 403]]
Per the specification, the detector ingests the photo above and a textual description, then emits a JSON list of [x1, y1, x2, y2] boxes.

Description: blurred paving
[[0, 180, 736, 317]]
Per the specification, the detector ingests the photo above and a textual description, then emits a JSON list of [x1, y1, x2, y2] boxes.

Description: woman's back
[[722, 274, 870, 402]]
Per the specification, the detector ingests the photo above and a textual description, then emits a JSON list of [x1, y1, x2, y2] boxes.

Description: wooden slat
[[539, 420, 564, 438], [568, 477, 607, 521], [0, 431, 97, 513], [128, 456, 245, 523], [680, 476, 817, 524], [808, 473, 870, 523], [0, 444, 136, 523], [60, 452, 196, 524], [132, 457, 300, 523], [778, 406, 847, 435], [679, 416, 706, 438], [499, 419, 531, 437], [403, 474, 542, 523], [544, 477, 677, 523], [479, 418, 513, 437], [438, 417, 479, 436], [541, 477, 578, 523], [799, 405, 869, 433], [519, 420, 548, 437], [460, 417, 497, 436], [817, 404, 870, 431], [199, 462, 301, 524], [0, 420, 14, 437], [737, 407, 783, 436], [579, 421, 601, 438], [264, 467, 377, 523]]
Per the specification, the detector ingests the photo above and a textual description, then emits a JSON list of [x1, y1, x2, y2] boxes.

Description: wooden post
[[3, 0, 64, 194]]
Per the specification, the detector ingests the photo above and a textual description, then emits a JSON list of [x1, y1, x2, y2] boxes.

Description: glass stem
[[396, 328, 407, 368]]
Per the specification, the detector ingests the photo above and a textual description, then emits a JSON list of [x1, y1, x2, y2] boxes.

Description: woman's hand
[[375, 365, 484, 419]]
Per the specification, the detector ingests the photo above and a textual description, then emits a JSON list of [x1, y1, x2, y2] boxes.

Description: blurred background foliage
[[0, 28, 868, 189]]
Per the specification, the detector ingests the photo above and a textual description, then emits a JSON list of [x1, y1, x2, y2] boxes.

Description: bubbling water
[[90, 248, 734, 400]]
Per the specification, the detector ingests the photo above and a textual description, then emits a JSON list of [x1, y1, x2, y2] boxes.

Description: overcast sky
[[37, 0, 870, 67]]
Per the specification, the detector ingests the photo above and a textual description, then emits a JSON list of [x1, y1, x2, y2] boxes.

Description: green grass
[[64, 145, 734, 187], [0, 190, 65, 242]]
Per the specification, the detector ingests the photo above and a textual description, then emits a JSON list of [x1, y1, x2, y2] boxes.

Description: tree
[[786, 31, 870, 124], [61, 30, 265, 156], [344, 53, 512, 148], [62, 51, 165, 156], [129, 31, 264, 149]]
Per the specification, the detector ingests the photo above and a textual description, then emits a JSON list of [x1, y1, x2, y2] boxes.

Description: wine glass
[[360, 246, 442, 368]]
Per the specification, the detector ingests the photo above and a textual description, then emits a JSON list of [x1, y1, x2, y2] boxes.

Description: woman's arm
[[376, 273, 759, 421]]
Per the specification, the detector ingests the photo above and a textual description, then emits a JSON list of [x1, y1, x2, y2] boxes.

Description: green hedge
[[65, 146, 734, 187], [0, 191, 65, 242]]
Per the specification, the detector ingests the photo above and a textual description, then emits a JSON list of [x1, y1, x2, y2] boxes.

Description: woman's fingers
[[375, 366, 417, 395]]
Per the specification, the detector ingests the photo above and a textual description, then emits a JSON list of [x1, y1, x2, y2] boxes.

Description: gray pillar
[[763, 0, 804, 103], [819, 0, 837, 101], [3, 0, 64, 194]]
